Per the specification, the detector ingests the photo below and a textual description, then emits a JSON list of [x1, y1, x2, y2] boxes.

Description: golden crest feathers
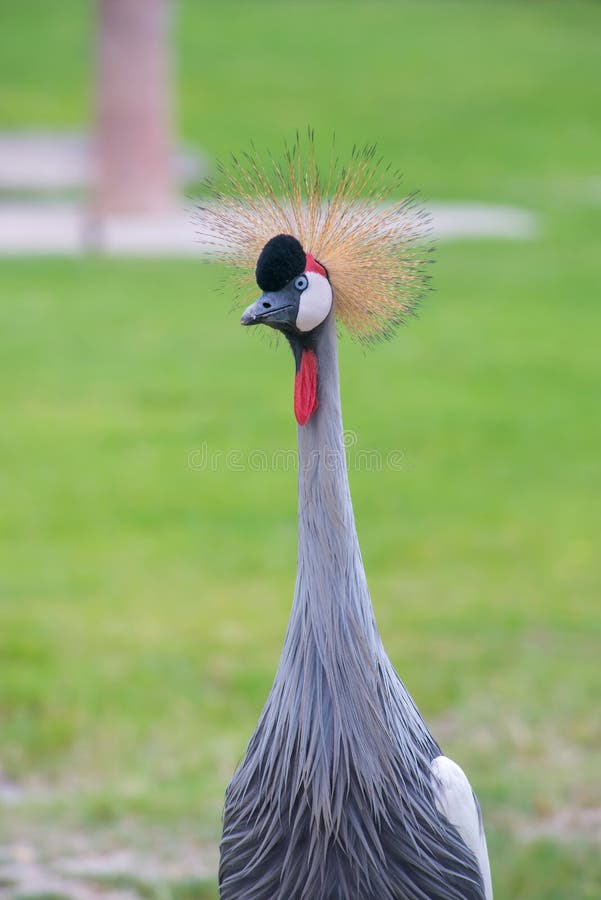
[[196, 133, 433, 344]]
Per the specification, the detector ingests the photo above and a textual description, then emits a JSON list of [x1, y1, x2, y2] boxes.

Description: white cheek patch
[[295, 272, 333, 332]]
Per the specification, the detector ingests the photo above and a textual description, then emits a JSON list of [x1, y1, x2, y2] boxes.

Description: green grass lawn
[[1, 2, 601, 898]]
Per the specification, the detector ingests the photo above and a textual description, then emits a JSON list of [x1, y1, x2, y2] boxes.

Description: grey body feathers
[[219, 314, 487, 899]]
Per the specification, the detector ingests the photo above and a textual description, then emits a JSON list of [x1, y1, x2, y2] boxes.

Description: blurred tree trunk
[[94, 0, 176, 216]]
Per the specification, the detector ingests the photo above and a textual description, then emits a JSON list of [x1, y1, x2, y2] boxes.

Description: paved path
[[0, 201, 536, 257], [0, 131, 202, 191]]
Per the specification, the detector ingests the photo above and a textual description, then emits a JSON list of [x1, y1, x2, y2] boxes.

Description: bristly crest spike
[[196, 133, 433, 345]]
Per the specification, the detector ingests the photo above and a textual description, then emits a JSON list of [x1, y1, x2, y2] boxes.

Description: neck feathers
[[294, 312, 374, 645]]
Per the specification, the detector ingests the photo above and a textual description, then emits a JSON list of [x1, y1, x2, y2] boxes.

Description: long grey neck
[[268, 311, 393, 814], [292, 311, 377, 647], [297, 312, 354, 546], [261, 313, 425, 823]]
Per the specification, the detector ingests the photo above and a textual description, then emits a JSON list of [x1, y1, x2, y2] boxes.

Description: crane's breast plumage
[[219, 660, 489, 900]]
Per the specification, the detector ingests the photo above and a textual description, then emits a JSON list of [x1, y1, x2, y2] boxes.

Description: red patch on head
[[294, 349, 319, 425], [305, 253, 327, 279]]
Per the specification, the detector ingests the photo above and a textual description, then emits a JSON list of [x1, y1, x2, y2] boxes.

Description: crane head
[[241, 234, 332, 336], [240, 234, 333, 426]]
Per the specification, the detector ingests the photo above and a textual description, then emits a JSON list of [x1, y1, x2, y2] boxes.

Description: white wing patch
[[431, 755, 493, 900]]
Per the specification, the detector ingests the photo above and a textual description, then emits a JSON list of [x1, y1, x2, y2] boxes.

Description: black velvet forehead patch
[[255, 234, 306, 292]]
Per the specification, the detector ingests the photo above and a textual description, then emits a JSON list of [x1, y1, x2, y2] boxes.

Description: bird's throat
[[294, 349, 319, 425]]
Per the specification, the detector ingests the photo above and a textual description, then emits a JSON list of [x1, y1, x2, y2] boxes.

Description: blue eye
[[294, 274, 308, 292]]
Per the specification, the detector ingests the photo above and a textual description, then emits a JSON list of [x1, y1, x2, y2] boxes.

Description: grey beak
[[240, 298, 264, 326], [240, 290, 297, 328]]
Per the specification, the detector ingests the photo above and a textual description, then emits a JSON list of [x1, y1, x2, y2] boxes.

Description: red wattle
[[294, 349, 319, 425]]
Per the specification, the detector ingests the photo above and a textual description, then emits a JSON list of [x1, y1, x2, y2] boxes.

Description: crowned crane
[[201, 138, 493, 900]]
